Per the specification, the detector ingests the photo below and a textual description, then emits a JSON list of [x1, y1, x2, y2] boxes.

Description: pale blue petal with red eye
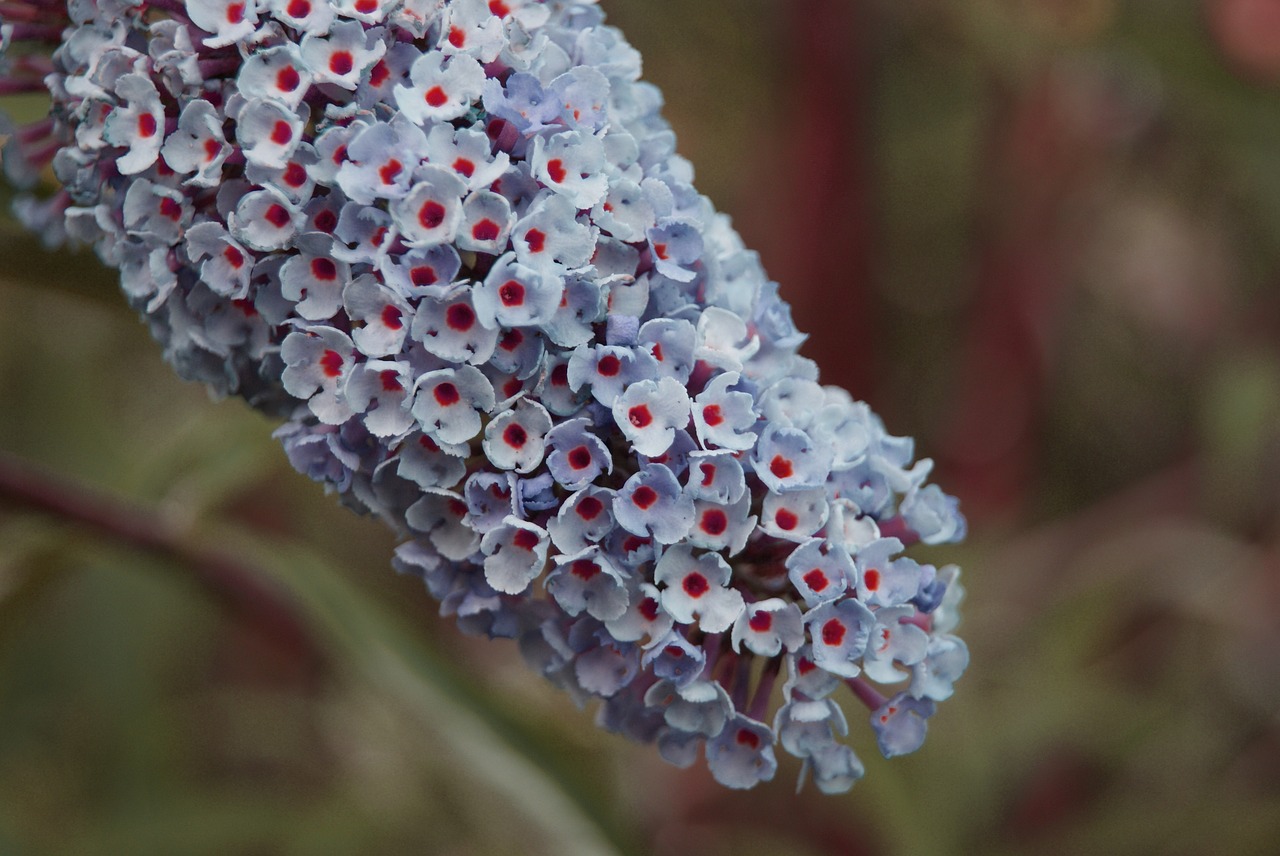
[[480, 515, 550, 595], [160, 99, 230, 187], [331, 202, 398, 262], [397, 432, 467, 490], [653, 545, 743, 633], [692, 370, 759, 452], [309, 121, 366, 187], [380, 244, 462, 299], [474, 252, 563, 329], [280, 239, 349, 321], [236, 97, 306, 170], [759, 488, 829, 543], [871, 693, 936, 759], [591, 178, 654, 242], [437, 0, 506, 62], [299, 188, 347, 240], [862, 605, 930, 685], [643, 679, 732, 738], [696, 306, 761, 374], [300, 20, 387, 91], [344, 274, 413, 358], [785, 539, 854, 608], [856, 541, 923, 608], [480, 71, 560, 136], [247, 143, 319, 206], [530, 129, 608, 209], [410, 284, 499, 365], [545, 546, 631, 622], [684, 450, 746, 506], [463, 471, 518, 534], [390, 164, 467, 247], [230, 187, 302, 252], [656, 728, 703, 769], [732, 598, 805, 657], [909, 634, 969, 702], [267, 0, 335, 34], [647, 219, 702, 283], [753, 424, 833, 494], [642, 630, 706, 690], [548, 65, 610, 132], [356, 42, 418, 108], [543, 276, 606, 349], [900, 484, 967, 545], [101, 72, 164, 176], [566, 343, 657, 407], [122, 178, 189, 244], [575, 636, 640, 698], [805, 597, 876, 679], [236, 42, 313, 110], [331, 0, 388, 25], [614, 465, 695, 546], [640, 427, 697, 479], [706, 714, 777, 790], [774, 698, 849, 759], [536, 351, 590, 416], [544, 417, 611, 491], [483, 397, 552, 473], [406, 487, 480, 562], [487, 326, 545, 378], [424, 123, 511, 193], [184, 0, 259, 48], [511, 192, 597, 273], [687, 493, 755, 556], [395, 50, 485, 124], [335, 113, 429, 205], [546, 484, 616, 554], [604, 580, 673, 645], [456, 190, 515, 254], [343, 359, 415, 437], [612, 377, 691, 458], [635, 318, 696, 384], [184, 222, 254, 298], [280, 326, 356, 425], [783, 645, 842, 701], [410, 364, 496, 445], [603, 529, 657, 576]]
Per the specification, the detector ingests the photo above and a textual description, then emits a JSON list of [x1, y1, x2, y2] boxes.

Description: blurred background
[[3, 0, 1280, 853]]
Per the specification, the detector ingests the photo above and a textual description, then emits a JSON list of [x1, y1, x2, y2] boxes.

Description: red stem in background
[[937, 76, 1092, 519], [743, 0, 876, 399], [0, 450, 325, 673]]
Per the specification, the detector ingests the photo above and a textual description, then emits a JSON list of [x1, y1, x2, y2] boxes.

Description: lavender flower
[[0, 0, 969, 792]]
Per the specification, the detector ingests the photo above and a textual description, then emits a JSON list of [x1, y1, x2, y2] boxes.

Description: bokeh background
[[3, 0, 1280, 853]]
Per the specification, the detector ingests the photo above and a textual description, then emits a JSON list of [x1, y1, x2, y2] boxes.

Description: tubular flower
[[0, 0, 969, 792]]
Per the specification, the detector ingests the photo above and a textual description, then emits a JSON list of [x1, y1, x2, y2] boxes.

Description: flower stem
[[0, 450, 324, 669]]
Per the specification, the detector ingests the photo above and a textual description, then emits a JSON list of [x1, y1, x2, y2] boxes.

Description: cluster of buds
[[1, 0, 969, 791]]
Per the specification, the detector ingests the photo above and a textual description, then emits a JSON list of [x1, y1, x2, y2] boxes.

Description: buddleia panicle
[[0, 0, 969, 792]]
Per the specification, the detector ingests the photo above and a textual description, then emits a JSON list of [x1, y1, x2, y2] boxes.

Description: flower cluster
[[1, 0, 969, 791]]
